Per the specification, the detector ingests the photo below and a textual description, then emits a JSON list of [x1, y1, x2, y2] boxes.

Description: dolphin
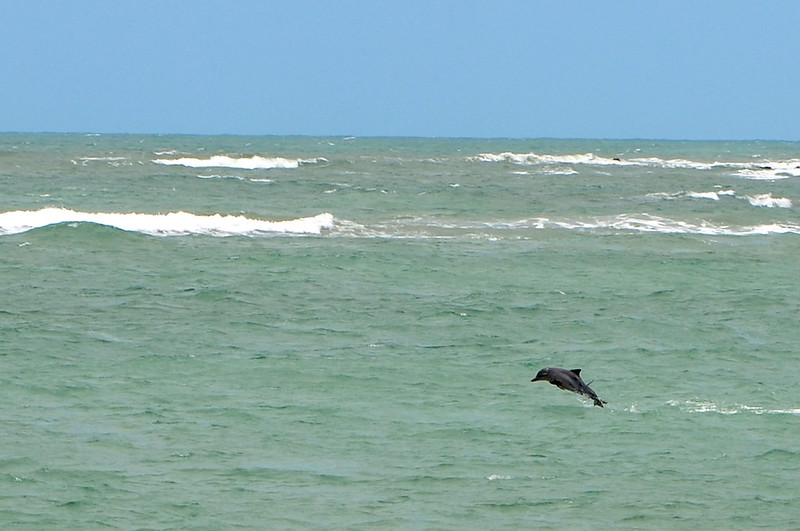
[[531, 367, 606, 407]]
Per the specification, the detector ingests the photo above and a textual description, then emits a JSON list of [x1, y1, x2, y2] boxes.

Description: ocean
[[1, 133, 799, 529]]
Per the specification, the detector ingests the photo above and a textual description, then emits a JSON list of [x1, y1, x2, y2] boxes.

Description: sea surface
[[1, 133, 799, 529]]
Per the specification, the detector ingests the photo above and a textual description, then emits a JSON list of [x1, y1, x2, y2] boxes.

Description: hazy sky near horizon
[[3, 1, 799, 140]]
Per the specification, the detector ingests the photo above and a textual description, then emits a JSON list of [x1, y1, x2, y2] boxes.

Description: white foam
[[196, 173, 273, 184], [687, 191, 720, 201], [592, 214, 799, 235], [472, 152, 729, 170], [555, 214, 725, 235], [649, 190, 733, 201], [77, 156, 127, 162], [0, 208, 334, 237], [153, 155, 321, 170], [735, 160, 800, 180], [538, 167, 579, 176], [472, 152, 800, 177], [747, 193, 793, 208], [490, 214, 800, 236], [473, 152, 627, 166], [73, 156, 130, 167], [339, 214, 800, 240], [647, 189, 793, 210], [631, 157, 722, 170], [668, 399, 800, 416]]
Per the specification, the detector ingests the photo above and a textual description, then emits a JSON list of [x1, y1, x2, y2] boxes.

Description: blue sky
[[3, 1, 799, 139]]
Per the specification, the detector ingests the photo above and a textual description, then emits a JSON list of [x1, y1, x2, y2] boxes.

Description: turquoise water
[[1, 134, 799, 528]]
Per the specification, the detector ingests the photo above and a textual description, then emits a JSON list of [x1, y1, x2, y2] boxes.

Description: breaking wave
[[647, 190, 791, 208], [152, 155, 324, 170], [747, 193, 793, 208], [473, 152, 800, 179], [0, 208, 334, 237], [3, 209, 796, 241], [471, 151, 729, 169]]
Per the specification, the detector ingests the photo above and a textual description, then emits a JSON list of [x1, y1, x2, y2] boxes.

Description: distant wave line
[[472, 151, 800, 178]]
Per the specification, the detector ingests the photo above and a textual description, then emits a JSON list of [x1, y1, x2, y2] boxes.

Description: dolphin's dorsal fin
[[570, 369, 582, 376]]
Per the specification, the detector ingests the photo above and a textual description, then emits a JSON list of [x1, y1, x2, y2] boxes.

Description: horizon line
[[2, 130, 799, 143]]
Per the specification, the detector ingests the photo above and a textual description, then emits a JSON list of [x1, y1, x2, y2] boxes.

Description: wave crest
[[471, 151, 725, 169], [153, 155, 323, 170], [472, 152, 800, 177], [747, 193, 793, 208], [0, 208, 334, 237]]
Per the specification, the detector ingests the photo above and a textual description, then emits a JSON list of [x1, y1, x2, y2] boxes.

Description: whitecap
[[472, 152, 731, 170], [74, 156, 130, 167], [471, 152, 800, 177], [153, 154, 320, 170], [472, 152, 625, 166], [648, 189, 755, 205], [0, 208, 334, 237], [735, 160, 800, 180], [747, 193, 792, 208], [687, 191, 720, 201], [77, 156, 127, 162]]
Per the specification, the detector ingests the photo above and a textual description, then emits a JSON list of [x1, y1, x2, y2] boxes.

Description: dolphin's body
[[531, 367, 606, 407]]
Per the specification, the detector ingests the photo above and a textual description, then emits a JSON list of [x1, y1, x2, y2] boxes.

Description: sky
[[2, 0, 799, 140]]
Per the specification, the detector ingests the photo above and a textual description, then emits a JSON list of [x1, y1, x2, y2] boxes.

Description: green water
[[1, 134, 799, 528]]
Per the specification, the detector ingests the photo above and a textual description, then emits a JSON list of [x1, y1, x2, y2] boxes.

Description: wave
[[471, 151, 729, 170], [519, 214, 800, 236], [334, 214, 800, 239], [734, 160, 800, 180], [473, 152, 800, 178], [747, 193, 793, 208], [647, 189, 791, 208], [687, 191, 723, 201], [4, 209, 796, 240], [152, 155, 324, 170], [0, 208, 334, 237]]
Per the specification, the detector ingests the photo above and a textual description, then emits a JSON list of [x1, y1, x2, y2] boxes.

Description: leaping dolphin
[[531, 367, 607, 407]]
